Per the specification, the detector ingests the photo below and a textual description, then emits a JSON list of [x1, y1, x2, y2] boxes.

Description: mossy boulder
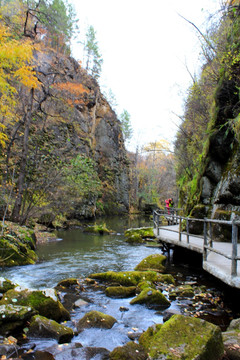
[[55, 278, 80, 288], [139, 314, 224, 360], [28, 315, 74, 344], [0, 304, 36, 335], [0, 289, 70, 322], [212, 209, 232, 242], [124, 227, 155, 243], [0, 278, 16, 293], [137, 281, 155, 291], [125, 234, 144, 244], [134, 254, 166, 273], [77, 310, 117, 332], [89, 270, 163, 286], [159, 274, 175, 284], [130, 287, 170, 308], [83, 224, 111, 235], [109, 341, 147, 360], [105, 286, 136, 298], [169, 285, 195, 299]]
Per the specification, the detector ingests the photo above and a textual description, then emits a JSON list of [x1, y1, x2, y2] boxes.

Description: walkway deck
[[154, 225, 240, 289]]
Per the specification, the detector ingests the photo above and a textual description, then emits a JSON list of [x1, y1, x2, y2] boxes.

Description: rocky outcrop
[[33, 50, 129, 219]]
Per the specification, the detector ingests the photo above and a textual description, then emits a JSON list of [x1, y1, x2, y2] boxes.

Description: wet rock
[[77, 310, 117, 332], [21, 350, 55, 360], [83, 224, 112, 235], [0, 278, 16, 293], [134, 254, 166, 273], [89, 270, 165, 286], [125, 234, 144, 244], [0, 336, 19, 358], [127, 331, 142, 340], [0, 288, 70, 322], [222, 318, 240, 360], [55, 278, 80, 288], [124, 227, 155, 244], [137, 280, 155, 291], [0, 304, 36, 335], [139, 314, 224, 360], [28, 315, 74, 344], [119, 306, 129, 312], [169, 285, 195, 299], [105, 286, 136, 298], [130, 287, 170, 308], [109, 341, 147, 360], [162, 308, 182, 322], [45, 343, 110, 360], [73, 298, 89, 308]]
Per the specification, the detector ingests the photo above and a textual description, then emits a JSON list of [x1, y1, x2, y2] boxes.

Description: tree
[[119, 109, 133, 143], [84, 25, 103, 79]]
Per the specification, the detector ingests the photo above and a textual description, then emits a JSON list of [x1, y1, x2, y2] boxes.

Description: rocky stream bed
[[1, 223, 240, 359]]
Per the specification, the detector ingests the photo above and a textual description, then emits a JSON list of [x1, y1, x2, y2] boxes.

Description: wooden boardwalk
[[154, 224, 240, 289]]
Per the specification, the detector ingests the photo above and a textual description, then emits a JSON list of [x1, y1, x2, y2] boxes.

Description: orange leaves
[[55, 82, 90, 95], [53, 82, 90, 107]]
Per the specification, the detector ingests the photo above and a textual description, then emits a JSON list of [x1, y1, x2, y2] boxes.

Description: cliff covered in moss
[[174, 4, 240, 228]]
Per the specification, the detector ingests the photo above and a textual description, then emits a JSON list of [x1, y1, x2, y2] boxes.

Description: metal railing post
[[179, 217, 182, 242], [231, 217, 238, 277], [186, 218, 189, 244], [203, 218, 207, 261], [157, 214, 160, 236]]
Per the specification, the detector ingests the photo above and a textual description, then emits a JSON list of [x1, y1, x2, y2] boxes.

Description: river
[[1, 215, 237, 354]]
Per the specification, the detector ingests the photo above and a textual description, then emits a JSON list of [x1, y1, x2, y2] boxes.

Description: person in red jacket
[[165, 198, 170, 214]]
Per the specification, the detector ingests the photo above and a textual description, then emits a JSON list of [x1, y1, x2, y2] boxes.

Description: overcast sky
[[70, 0, 221, 151]]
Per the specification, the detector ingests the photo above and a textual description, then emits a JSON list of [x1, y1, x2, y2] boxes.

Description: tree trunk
[[11, 88, 34, 223]]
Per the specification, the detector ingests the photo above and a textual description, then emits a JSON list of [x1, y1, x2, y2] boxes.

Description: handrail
[[153, 209, 239, 277]]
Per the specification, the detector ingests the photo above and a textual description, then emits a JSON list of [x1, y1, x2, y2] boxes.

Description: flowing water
[[0, 215, 238, 354]]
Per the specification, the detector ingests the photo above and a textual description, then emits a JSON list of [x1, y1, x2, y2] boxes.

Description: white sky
[[70, 0, 221, 152]]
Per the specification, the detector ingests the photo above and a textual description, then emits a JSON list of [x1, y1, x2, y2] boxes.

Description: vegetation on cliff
[[174, 1, 240, 218]]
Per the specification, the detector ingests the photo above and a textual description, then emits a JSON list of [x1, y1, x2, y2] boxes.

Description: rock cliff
[[7, 49, 129, 223]]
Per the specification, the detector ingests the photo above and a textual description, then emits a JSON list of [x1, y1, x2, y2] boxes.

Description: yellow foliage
[[0, 22, 39, 147]]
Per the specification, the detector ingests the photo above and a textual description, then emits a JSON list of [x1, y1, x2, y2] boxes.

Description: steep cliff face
[[41, 50, 129, 218], [9, 50, 129, 222]]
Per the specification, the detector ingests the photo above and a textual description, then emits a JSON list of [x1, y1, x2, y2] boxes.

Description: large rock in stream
[[0, 288, 70, 322], [77, 310, 117, 332], [0, 304, 36, 335], [28, 315, 74, 344], [139, 314, 224, 360]]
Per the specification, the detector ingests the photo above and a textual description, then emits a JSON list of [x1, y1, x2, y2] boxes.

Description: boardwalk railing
[[153, 209, 240, 277]]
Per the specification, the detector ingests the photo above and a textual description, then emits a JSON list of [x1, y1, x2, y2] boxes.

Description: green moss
[[89, 270, 163, 286], [84, 223, 111, 235], [77, 310, 117, 331], [140, 314, 224, 360], [134, 254, 166, 273], [130, 287, 170, 308], [0, 278, 16, 293], [105, 286, 136, 298], [0, 221, 38, 266], [124, 227, 155, 238], [139, 324, 162, 350], [56, 278, 79, 288], [28, 315, 74, 344], [125, 234, 144, 244], [158, 274, 175, 284], [109, 341, 147, 360], [0, 289, 70, 322], [137, 281, 154, 291]]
